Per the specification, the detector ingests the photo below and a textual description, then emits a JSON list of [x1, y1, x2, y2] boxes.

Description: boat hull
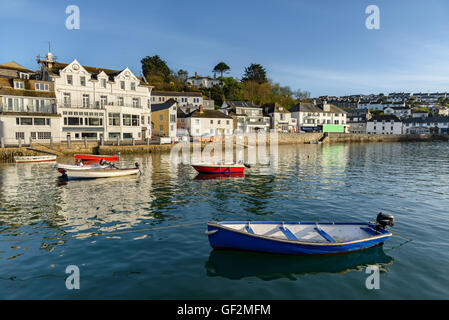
[[14, 155, 57, 163], [192, 165, 245, 174], [61, 168, 139, 179], [74, 154, 119, 164], [207, 222, 392, 255]]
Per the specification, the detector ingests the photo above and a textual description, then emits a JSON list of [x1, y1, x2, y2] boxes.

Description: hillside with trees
[[141, 55, 310, 108]]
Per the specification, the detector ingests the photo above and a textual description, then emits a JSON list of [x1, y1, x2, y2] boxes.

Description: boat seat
[[360, 226, 381, 236], [314, 225, 336, 243], [279, 226, 299, 241]]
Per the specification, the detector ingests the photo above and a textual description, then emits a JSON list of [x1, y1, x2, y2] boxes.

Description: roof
[[224, 101, 257, 108], [289, 102, 346, 114], [46, 61, 149, 86], [189, 109, 232, 119], [151, 98, 178, 112], [0, 61, 33, 73], [152, 91, 202, 97], [403, 116, 449, 123], [0, 78, 55, 98], [262, 102, 290, 114], [368, 115, 401, 122]]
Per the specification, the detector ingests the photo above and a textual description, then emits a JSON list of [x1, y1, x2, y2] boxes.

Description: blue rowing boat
[[206, 213, 395, 255]]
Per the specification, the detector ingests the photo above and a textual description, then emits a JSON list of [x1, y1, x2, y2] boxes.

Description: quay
[[0, 133, 447, 162]]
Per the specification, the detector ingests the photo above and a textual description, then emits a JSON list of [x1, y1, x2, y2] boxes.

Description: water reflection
[[194, 173, 245, 180], [205, 245, 394, 281]]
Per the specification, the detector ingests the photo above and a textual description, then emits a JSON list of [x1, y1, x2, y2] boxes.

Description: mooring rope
[[0, 221, 205, 242]]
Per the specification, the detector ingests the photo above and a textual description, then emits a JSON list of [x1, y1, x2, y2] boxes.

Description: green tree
[[242, 63, 267, 84], [141, 55, 171, 82], [212, 62, 230, 79]]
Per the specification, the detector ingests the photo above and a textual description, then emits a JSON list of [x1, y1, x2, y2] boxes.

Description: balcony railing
[[0, 105, 57, 114], [59, 103, 145, 109]]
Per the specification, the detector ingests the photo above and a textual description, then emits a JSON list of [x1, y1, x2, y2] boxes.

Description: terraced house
[[37, 52, 152, 141], [0, 61, 61, 145], [289, 101, 347, 132], [220, 101, 270, 133]]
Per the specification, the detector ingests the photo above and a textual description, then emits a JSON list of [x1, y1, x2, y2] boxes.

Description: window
[[226, 120, 230, 125], [100, 96, 107, 107], [210, 120, 214, 124], [82, 94, 90, 108], [34, 118, 46, 126], [108, 113, 120, 126], [118, 97, 124, 106], [109, 132, 120, 140], [63, 93, 71, 107], [159, 115, 163, 121], [67, 117, 80, 125], [67, 75, 73, 85], [14, 81, 24, 89], [120, 81, 125, 90], [19, 72, 29, 79], [20, 118, 33, 125], [141, 116, 145, 125], [37, 132, 51, 140], [160, 125, 163, 131], [123, 133, 133, 139], [170, 114, 176, 123], [131, 82, 136, 91], [131, 115, 139, 126], [80, 76, 86, 86], [81, 132, 97, 140], [88, 118, 101, 126], [16, 132, 25, 140], [218, 120, 221, 125], [123, 114, 131, 126], [101, 79, 107, 88], [132, 98, 140, 108]]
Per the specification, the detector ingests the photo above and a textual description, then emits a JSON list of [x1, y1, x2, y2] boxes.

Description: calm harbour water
[[1, 142, 449, 299]]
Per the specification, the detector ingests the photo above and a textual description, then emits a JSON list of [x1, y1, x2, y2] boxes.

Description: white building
[[186, 106, 233, 138], [358, 101, 406, 111], [151, 91, 204, 108], [0, 61, 62, 145], [38, 53, 152, 141], [383, 107, 412, 119], [186, 72, 221, 88], [403, 116, 449, 134], [366, 115, 402, 134], [220, 101, 270, 133], [289, 101, 347, 131], [262, 102, 297, 132]]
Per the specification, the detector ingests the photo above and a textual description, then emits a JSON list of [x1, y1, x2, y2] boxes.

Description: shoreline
[[0, 133, 447, 162]]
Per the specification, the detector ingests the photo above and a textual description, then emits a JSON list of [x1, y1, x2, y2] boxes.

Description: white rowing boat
[[58, 162, 141, 179], [54, 163, 108, 171], [14, 155, 57, 163]]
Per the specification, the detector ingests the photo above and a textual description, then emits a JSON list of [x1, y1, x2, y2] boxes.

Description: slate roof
[[403, 116, 449, 123], [189, 109, 232, 119], [151, 98, 177, 112], [368, 115, 401, 122], [152, 91, 202, 97]]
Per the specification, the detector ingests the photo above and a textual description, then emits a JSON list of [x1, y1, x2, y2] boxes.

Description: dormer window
[[67, 75, 73, 85], [19, 72, 29, 79], [35, 83, 49, 91], [120, 81, 125, 90], [131, 82, 136, 91], [14, 81, 25, 89], [101, 79, 107, 88], [80, 76, 86, 86]]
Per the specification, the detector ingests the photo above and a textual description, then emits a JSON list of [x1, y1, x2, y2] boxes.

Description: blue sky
[[1, 0, 449, 97]]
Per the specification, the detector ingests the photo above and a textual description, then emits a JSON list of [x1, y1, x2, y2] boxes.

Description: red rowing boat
[[74, 154, 120, 164], [191, 162, 246, 174]]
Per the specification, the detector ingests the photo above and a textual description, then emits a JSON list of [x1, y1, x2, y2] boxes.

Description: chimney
[[195, 72, 198, 79], [199, 105, 204, 113], [213, 73, 216, 80], [313, 99, 316, 105]]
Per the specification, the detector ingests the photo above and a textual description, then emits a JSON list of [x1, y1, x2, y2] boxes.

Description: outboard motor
[[375, 212, 395, 230], [135, 162, 140, 169]]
